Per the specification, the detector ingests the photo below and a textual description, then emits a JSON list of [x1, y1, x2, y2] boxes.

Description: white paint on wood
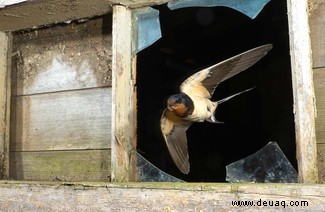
[[12, 21, 113, 96], [111, 5, 137, 182], [287, 0, 318, 183], [27, 55, 98, 94], [10, 88, 112, 151]]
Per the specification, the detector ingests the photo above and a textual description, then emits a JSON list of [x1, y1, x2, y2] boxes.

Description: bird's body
[[194, 97, 215, 120], [160, 44, 273, 174], [183, 93, 217, 122]]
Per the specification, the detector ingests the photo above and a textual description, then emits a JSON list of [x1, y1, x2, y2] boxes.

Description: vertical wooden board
[[309, 0, 325, 68], [111, 5, 137, 182], [313, 67, 325, 144], [9, 150, 111, 182], [287, 0, 318, 183], [317, 144, 325, 183], [11, 17, 112, 96], [0, 32, 12, 179], [10, 88, 112, 151]]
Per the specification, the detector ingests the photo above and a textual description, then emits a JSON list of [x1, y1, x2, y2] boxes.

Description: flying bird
[[160, 44, 273, 174]]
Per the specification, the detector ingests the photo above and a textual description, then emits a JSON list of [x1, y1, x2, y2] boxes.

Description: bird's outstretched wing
[[180, 44, 273, 99], [160, 109, 192, 174]]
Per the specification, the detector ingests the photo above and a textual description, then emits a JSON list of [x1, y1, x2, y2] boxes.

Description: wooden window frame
[[111, 1, 319, 183], [286, 0, 318, 183], [0, 1, 319, 183]]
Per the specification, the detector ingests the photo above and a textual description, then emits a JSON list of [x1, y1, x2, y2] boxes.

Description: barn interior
[[136, 0, 297, 182]]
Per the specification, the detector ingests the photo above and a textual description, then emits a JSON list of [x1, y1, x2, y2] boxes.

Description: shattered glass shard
[[168, 0, 271, 19], [226, 142, 298, 183], [136, 152, 185, 182], [134, 7, 162, 53]]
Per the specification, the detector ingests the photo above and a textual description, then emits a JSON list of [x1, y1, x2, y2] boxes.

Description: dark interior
[[136, 0, 296, 182]]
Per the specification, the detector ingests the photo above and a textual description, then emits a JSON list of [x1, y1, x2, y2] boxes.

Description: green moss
[[10, 150, 111, 181]]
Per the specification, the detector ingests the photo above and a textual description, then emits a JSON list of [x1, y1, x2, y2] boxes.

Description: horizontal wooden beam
[[0, 0, 113, 31], [0, 0, 172, 32], [0, 181, 324, 210]]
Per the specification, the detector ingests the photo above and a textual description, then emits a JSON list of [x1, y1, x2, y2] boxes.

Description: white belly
[[185, 95, 217, 122]]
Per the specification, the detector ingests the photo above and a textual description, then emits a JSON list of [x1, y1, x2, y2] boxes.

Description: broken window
[[137, 0, 297, 182]]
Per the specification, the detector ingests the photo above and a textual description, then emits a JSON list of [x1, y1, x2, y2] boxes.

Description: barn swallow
[[160, 44, 273, 174]]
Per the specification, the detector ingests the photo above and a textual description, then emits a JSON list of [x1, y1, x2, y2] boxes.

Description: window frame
[[0, 0, 319, 183]]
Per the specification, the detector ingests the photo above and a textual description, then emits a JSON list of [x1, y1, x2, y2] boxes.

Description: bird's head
[[167, 93, 194, 117]]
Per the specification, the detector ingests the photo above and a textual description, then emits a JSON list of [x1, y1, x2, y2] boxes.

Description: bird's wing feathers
[[161, 44, 272, 174], [160, 109, 192, 174], [180, 44, 273, 98]]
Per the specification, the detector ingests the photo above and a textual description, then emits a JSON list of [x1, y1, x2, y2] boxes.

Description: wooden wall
[[9, 16, 113, 182], [309, 0, 325, 183]]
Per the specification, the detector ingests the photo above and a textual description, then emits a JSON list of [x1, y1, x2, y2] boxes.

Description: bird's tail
[[217, 87, 255, 105], [206, 101, 224, 124], [206, 115, 224, 124], [206, 87, 255, 124]]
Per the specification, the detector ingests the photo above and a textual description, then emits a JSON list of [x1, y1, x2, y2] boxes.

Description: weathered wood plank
[[287, 0, 318, 183], [13, 16, 112, 43], [10, 88, 112, 151], [111, 5, 137, 182], [9, 149, 111, 182], [0, 0, 114, 31], [317, 143, 325, 183], [110, 0, 171, 8], [313, 67, 325, 144], [309, 0, 325, 69], [12, 19, 112, 96], [310, 1, 325, 183], [0, 32, 12, 180], [0, 0, 173, 31], [0, 182, 324, 211]]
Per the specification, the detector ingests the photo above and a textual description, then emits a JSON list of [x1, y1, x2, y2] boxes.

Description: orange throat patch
[[168, 103, 188, 117]]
